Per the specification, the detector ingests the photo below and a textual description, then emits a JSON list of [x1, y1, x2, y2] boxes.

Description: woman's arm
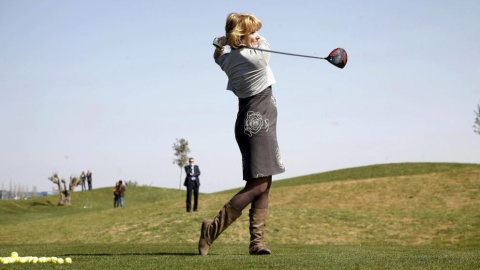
[[213, 36, 227, 59], [214, 47, 225, 59]]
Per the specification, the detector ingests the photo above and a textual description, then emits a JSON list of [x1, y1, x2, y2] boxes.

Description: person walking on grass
[[113, 181, 120, 208], [118, 180, 126, 207], [199, 12, 285, 256]]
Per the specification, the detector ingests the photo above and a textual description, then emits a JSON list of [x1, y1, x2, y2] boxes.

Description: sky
[[1, 0, 479, 194]]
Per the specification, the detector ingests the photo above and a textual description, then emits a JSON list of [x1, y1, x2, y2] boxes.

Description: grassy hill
[[1, 162, 479, 247]]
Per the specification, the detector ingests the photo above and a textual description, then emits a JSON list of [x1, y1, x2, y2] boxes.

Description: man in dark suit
[[86, 170, 93, 190], [184, 157, 201, 212]]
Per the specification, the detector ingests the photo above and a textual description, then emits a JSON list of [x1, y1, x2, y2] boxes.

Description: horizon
[[2, 161, 479, 197], [1, 1, 479, 193]]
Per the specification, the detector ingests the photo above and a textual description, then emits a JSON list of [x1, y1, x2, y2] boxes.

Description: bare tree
[[474, 103, 480, 135], [19, 184, 25, 199], [48, 173, 81, 206], [13, 183, 18, 200], [172, 138, 190, 196], [125, 180, 138, 187], [32, 185, 38, 198]]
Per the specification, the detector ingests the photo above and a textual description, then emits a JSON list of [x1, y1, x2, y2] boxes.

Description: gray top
[[215, 37, 276, 98]]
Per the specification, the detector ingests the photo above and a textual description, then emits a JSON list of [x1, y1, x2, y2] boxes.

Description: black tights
[[230, 176, 272, 211]]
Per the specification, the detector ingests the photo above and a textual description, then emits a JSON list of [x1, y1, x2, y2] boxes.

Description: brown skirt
[[235, 86, 286, 180]]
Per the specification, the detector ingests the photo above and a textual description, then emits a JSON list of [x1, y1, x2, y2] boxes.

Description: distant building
[[38, 191, 49, 197], [0, 190, 53, 199]]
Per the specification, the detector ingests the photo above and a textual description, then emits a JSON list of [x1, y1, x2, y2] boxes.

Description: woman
[[199, 12, 285, 256], [80, 171, 87, 191]]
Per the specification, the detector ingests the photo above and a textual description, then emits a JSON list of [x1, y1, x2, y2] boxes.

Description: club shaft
[[243, 46, 325, 60]]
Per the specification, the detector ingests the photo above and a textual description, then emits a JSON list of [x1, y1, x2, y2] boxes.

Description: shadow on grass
[[63, 252, 198, 257], [31, 200, 55, 207]]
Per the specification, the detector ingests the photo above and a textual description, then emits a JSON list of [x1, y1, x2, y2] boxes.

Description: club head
[[325, 48, 348, 69]]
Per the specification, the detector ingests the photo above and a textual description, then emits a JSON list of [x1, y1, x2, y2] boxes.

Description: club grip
[[213, 37, 224, 49]]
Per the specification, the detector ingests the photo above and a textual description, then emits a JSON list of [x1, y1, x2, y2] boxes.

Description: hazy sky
[[1, 0, 479, 193]]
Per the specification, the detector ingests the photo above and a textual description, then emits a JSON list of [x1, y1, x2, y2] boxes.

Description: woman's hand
[[213, 36, 227, 49], [213, 36, 227, 59]]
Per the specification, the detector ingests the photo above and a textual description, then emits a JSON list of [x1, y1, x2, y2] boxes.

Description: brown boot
[[249, 208, 271, 255], [198, 201, 242, 255]]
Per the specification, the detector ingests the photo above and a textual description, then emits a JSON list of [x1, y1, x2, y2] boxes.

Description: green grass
[[0, 244, 479, 269], [271, 162, 480, 188], [1, 162, 479, 269], [216, 162, 479, 193]]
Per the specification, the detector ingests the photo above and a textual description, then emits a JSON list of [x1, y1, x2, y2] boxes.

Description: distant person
[[184, 157, 200, 212], [118, 180, 126, 207], [113, 182, 120, 208], [80, 171, 87, 191], [86, 170, 93, 190], [199, 13, 285, 256]]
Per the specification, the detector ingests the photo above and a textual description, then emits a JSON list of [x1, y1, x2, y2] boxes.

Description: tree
[[19, 184, 26, 199], [48, 173, 81, 206], [32, 185, 38, 198], [172, 138, 190, 196], [13, 183, 17, 200], [125, 180, 138, 187], [474, 103, 480, 136]]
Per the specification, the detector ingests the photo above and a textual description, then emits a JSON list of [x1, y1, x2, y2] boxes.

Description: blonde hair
[[225, 13, 262, 49]]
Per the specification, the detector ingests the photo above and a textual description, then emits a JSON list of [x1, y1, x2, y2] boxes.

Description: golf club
[[243, 46, 348, 69], [213, 38, 347, 69]]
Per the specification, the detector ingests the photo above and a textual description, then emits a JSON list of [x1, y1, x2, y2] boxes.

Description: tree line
[[0, 182, 39, 200]]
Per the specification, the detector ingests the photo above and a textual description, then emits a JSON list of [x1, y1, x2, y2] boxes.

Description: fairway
[[1, 163, 479, 269], [1, 244, 479, 269]]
